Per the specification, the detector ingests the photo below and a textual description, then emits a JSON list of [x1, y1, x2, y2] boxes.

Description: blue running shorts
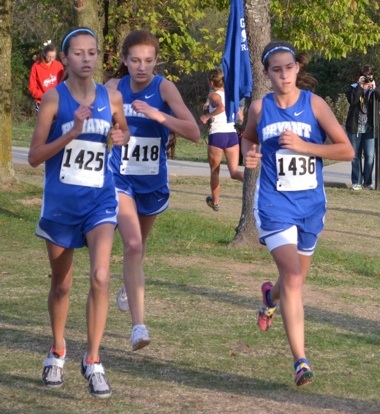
[[117, 184, 170, 216], [36, 206, 117, 248], [254, 209, 325, 256]]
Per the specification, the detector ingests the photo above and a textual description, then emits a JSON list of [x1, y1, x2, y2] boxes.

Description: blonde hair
[[208, 69, 224, 88]]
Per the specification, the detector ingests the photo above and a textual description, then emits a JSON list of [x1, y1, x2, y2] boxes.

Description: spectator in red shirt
[[28, 41, 64, 111]]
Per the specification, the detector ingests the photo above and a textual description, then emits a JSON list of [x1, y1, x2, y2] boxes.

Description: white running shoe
[[81, 355, 112, 399], [116, 285, 129, 312], [42, 345, 66, 388], [130, 324, 151, 351]]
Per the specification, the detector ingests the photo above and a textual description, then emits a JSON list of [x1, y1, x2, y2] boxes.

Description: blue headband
[[61, 28, 96, 52], [262, 46, 295, 64]]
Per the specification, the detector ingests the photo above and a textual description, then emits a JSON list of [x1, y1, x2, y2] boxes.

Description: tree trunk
[[229, 0, 271, 247], [73, 0, 104, 82], [0, 0, 16, 185], [103, 0, 131, 81], [114, 0, 130, 56]]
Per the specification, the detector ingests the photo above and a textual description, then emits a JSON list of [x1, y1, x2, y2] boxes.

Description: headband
[[262, 46, 295, 64], [61, 28, 96, 52]]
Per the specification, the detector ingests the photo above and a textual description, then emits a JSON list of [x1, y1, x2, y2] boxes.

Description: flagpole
[[374, 96, 379, 190]]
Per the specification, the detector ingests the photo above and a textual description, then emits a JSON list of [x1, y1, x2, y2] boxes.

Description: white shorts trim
[[264, 226, 297, 252]]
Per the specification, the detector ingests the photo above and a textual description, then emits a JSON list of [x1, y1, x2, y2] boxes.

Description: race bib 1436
[[276, 149, 317, 191]]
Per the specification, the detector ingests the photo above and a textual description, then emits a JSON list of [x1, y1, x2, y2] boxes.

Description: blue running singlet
[[40, 82, 117, 224], [109, 75, 173, 194], [255, 89, 327, 229]]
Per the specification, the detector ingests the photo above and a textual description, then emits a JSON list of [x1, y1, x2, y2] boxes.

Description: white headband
[[61, 28, 95, 52], [262, 46, 295, 64]]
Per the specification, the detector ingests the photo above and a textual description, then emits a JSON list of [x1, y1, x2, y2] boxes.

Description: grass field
[[0, 163, 379, 413], [12, 120, 36, 148], [12, 121, 211, 163]]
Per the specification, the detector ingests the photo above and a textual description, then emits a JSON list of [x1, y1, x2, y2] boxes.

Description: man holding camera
[[345, 65, 380, 190]]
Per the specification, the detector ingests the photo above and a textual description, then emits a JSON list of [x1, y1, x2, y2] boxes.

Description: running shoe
[[351, 184, 362, 191], [42, 345, 66, 388], [81, 355, 112, 399], [116, 285, 129, 312], [257, 281, 277, 331], [206, 196, 219, 211], [363, 184, 374, 190], [294, 359, 315, 387], [130, 324, 151, 351]]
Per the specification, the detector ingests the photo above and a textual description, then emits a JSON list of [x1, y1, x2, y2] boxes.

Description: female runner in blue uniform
[[28, 27, 129, 398], [242, 41, 354, 386], [105, 30, 200, 351]]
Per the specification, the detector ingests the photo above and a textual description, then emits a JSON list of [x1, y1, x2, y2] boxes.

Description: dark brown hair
[[113, 30, 159, 79], [35, 43, 57, 64], [360, 64, 373, 77], [262, 40, 317, 91], [59, 27, 97, 82]]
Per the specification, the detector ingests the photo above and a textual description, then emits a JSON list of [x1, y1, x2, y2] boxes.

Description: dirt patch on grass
[[169, 176, 380, 256], [19, 197, 42, 206], [4, 166, 378, 414]]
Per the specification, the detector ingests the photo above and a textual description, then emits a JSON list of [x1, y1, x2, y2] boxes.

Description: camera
[[364, 75, 373, 83]]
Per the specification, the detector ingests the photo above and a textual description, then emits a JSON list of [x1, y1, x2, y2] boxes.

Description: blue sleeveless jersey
[[41, 82, 117, 224], [109, 75, 172, 193], [255, 90, 327, 226]]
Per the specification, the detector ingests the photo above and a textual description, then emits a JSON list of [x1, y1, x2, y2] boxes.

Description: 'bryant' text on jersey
[[61, 118, 111, 136], [123, 103, 159, 118], [262, 121, 312, 141]]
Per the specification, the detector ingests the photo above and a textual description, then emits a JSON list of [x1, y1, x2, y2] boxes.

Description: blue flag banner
[[222, 0, 253, 123]]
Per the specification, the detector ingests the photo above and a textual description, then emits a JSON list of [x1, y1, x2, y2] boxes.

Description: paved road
[[168, 158, 355, 188], [12, 146, 353, 187]]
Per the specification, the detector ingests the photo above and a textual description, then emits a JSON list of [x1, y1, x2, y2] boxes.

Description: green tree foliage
[[10, 0, 380, 120], [308, 39, 380, 101], [270, 0, 380, 58], [13, 0, 74, 117], [103, 0, 227, 80], [13, 0, 73, 54]]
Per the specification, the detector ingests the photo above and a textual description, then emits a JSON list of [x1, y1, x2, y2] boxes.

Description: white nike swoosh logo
[[98, 106, 107, 112], [157, 198, 164, 202], [294, 110, 304, 116], [145, 94, 154, 99]]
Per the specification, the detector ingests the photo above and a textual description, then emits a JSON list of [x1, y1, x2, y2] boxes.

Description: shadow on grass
[[148, 278, 255, 309], [0, 372, 77, 403], [1, 322, 379, 413], [305, 306, 380, 337], [328, 205, 380, 218], [0, 207, 26, 220], [148, 278, 380, 336], [1, 326, 378, 414], [102, 348, 379, 414], [324, 227, 380, 241]]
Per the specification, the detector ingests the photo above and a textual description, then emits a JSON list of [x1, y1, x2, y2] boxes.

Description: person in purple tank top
[[241, 40, 354, 387]]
